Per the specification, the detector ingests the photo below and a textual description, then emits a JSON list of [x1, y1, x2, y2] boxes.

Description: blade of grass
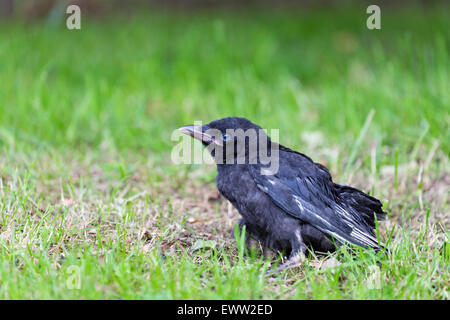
[[344, 109, 375, 181]]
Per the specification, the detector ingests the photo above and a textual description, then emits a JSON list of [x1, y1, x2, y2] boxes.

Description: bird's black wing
[[249, 163, 381, 249]]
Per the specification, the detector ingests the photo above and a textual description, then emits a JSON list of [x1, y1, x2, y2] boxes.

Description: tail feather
[[334, 184, 387, 237]]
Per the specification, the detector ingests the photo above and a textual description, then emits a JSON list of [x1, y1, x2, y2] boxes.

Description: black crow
[[179, 117, 386, 270]]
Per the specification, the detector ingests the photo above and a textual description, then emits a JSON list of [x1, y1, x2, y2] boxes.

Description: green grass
[[0, 4, 449, 299]]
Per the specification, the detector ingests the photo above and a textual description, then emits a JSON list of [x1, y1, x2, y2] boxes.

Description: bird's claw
[[264, 252, 306, 277]]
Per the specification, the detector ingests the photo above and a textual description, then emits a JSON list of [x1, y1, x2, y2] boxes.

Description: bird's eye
[[222, 133, 230, 141]]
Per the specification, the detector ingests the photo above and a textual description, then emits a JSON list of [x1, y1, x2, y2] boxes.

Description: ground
[[0, 4, 449, 299]]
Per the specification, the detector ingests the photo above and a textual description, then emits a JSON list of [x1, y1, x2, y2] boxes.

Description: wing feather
[[250, 166, 381, 249]]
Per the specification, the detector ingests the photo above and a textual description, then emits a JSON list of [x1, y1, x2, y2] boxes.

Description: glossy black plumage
[[179, 117, 387, 259]]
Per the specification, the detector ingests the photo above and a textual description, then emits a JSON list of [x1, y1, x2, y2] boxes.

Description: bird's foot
[[265, 252, 306, 277]]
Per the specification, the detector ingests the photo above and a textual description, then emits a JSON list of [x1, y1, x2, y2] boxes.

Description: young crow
[[179, 117, 386, 270]]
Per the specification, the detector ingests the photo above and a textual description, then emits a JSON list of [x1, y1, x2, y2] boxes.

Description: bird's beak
[[178, 125, 223, 146]]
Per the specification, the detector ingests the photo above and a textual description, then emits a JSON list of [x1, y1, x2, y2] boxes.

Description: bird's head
[[178, 117, 276, 166]]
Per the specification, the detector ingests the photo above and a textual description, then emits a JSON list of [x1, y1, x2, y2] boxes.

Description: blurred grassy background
[[1, 3, 448, 160]]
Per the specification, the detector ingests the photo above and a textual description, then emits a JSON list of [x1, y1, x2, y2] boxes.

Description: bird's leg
[[276, 250, 306, 272], [266, 229, 307, 275]]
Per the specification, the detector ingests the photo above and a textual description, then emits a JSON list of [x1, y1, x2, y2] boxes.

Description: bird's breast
[[216, 165, 273, 222]]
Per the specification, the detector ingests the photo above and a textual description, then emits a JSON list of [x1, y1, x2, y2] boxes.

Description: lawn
[[0, 3, 448, 299]]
